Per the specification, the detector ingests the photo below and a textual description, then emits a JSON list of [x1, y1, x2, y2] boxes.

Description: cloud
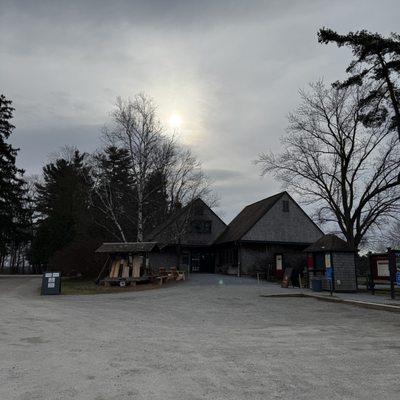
[[1, 0, 399, 219]]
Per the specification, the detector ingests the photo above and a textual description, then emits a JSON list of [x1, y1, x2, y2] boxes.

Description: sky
[[1, 0, 400, 222]]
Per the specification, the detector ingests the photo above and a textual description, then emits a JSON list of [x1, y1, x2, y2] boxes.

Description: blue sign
[[326, 267, 333, 280], [396, 271, 400, 287]]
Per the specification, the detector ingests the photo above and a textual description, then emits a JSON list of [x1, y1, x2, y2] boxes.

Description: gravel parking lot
[[1, 274, 399, 400]]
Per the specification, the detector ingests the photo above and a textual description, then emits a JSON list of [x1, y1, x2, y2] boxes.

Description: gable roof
[[215, 192, 286, 243], [95, 242, 158, 253], [304, 234, 354, 253], [146, 198, 225, 241]]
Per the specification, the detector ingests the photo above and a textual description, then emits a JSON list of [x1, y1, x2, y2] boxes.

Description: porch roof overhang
[[95, 242, 159, 254]]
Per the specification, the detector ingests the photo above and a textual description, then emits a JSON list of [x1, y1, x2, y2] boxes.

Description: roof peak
[[243, 192, 287, 208], [215, 191, 288, 243]]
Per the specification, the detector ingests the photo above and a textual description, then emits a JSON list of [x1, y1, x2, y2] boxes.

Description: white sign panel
[[377, 260, 390, 277], [325, 253, 332, 269], [276, 255, 283, 271]]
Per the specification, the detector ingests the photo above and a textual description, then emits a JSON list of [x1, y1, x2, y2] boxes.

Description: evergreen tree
[[144, 170, 168, 235], [318, 29, 400, 140], [30, 150, 91, 267], [0, 94, 27, 256], [91, 146, 137, 241]]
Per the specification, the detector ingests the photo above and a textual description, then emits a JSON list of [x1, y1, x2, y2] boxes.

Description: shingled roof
[[95, 242, 158, 253], [304, 234, 354, 253], [146, 197, 226, 242], [146, 198, 202, 241], [215, 192, 286, 243]]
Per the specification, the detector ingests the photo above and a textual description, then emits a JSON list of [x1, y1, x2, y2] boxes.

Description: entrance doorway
[[190, 251, 215, 273]]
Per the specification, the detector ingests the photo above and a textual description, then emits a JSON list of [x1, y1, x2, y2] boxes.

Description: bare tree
[[165, 146, 215, 211], [104, 94, 175, 241], [376, 222, 400, 250], [90, 168, 128, 242], [257, 81, 400, 250]]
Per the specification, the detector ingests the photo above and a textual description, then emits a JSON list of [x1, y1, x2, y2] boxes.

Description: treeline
[[0, 93, 212, 276]]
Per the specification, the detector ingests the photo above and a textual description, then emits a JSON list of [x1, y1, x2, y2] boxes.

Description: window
[[190, 220, 212, 234], [191, 220, 203, 233], [193, 206, 204, 216], [282, 200, 289, 212], [203, 221, 212, 234]]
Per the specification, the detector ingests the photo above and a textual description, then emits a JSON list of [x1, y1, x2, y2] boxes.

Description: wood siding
[[242, 193, 323, 244]]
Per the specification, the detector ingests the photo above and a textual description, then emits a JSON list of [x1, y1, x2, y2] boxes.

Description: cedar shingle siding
[[242, 193, 322, 243], [332, 252, 357, 291], [216, 192, 324, 276]]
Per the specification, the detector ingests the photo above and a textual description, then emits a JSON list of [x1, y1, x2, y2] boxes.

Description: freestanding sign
[[387, 249, 400, 299], [324, 253, 334, 295], [41, 272, 61, 295]]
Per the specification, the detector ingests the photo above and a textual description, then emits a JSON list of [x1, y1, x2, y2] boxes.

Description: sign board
[[324, 253, 331, 269], [276, 255, 283, 271], [41, 272, 61, 295], [377, 259, 390, 277], [325, 253, 333, 281], [396, 272, 400, 287]]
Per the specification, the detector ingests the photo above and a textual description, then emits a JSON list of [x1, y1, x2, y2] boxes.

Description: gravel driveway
[[1, 274, 399, 400]]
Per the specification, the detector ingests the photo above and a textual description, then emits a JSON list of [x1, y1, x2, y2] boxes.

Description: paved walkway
[[256, 278, 400, 311], [307, 289, 400, 306]]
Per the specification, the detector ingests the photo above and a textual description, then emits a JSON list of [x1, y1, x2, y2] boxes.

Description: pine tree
[[318, 29, 400, 140], [0, 94, 27, 256], [31, 150, 91, 267], [90, 146, 137, 241]]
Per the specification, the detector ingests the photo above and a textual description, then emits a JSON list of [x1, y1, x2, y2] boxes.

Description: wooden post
[[368, 251, 375, 295], [237, 243, 241, 277], [388, 248, 396, 300]]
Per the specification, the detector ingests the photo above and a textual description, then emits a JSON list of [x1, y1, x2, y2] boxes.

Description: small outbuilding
[[305, 234, 357, 292], [95, 242, 160, 285]]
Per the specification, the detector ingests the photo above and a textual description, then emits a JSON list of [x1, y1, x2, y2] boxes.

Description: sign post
[[325, 253, 333, 295], [388, 248, 396, 300]]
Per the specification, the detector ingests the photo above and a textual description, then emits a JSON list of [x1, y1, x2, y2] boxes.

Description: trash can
[[311, 277, 323, 292], [41, 272, 61, 295]]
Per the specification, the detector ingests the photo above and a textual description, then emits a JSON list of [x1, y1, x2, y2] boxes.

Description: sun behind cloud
[[168, 113, 183, 129]]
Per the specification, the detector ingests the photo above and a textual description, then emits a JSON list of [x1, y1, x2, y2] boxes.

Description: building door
[[191, 253, 200, 272], [275, 254, 283, 279], [190, 251, 215, 273]]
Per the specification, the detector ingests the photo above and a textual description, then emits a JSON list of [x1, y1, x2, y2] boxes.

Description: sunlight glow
[[169, 113, 183, 129]]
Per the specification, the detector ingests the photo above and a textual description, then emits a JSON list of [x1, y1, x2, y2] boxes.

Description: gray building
[[215, 192, 324, 277], [146, 198, 227, 273], [304, 234, 357, 292]]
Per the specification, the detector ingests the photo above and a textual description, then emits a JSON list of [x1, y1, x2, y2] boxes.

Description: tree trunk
[[137, 188, 144, 242]]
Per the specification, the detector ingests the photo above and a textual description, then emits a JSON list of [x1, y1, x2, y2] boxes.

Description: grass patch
[[60, 277, 169, 295]]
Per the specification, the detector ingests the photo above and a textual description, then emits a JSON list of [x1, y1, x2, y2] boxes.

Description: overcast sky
[[1, 0, 399, 222]]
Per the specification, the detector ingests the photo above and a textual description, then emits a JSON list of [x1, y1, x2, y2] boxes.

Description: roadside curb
[[260, 292, 400, 313]]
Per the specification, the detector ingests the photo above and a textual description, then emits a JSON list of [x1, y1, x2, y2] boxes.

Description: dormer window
[[190, 220, 212, 234]]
